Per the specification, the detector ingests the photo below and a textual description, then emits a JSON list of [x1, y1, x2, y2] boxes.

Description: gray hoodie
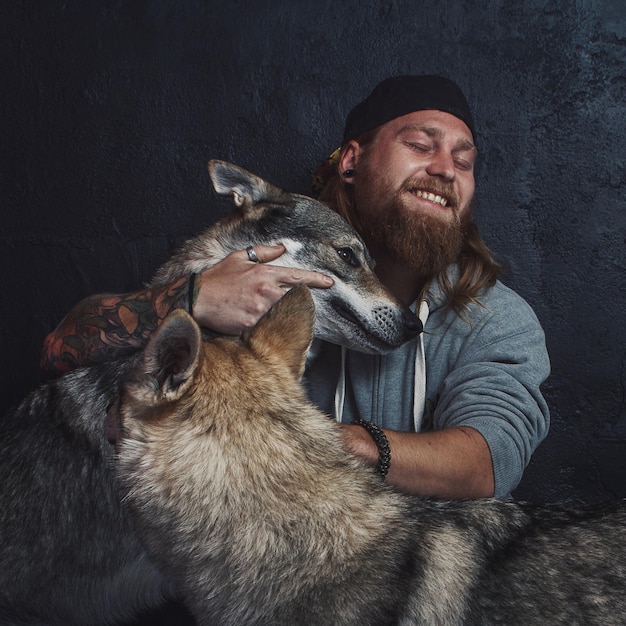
[[304, 266, 551, 498]]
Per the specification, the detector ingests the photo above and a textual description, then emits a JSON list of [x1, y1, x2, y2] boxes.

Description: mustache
[[400, 177, 460, 211]]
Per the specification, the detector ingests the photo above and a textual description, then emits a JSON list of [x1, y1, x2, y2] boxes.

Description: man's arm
[[41, 245, 333, 375], [40, 277, 190, 375], [341, 424, 495, 499], [339, 291, 549, 500]]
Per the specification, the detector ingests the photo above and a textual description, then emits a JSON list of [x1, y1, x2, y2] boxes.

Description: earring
[[342, 169, 354, 178]]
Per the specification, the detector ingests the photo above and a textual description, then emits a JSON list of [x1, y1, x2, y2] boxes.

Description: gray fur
[[0, 357, 173, 625], [152, 160, 421, 353], [1, 162, 416, 624], [117, 286, 626, 626]]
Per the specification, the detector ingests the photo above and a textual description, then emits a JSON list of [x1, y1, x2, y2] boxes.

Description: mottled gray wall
[[1, 0, 625, 505]]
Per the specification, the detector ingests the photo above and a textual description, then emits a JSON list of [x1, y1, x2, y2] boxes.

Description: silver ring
[[246, 245, 259, 263]]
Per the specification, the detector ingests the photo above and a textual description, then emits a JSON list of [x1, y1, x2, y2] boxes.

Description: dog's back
[[397, 496, 626, 625], [116, 286, 626, 625], [0, 359, 172, 625], [467, 500, 626, 624]]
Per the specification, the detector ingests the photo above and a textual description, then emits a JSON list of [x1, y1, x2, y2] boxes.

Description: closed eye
[[405, 141, 431, 153], [336, 247, 360, 268], [454, 156, 474, 171]]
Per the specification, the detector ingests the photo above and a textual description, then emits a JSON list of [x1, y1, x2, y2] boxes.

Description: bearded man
[[40, 75, 549, 500], [307, 76, 550, 499]]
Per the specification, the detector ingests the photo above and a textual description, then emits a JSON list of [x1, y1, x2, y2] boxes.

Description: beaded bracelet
[[353, 419, 391, 477]]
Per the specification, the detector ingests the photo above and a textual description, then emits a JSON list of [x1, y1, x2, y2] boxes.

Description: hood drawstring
[[334, 299, 430, 432], [333, 344, 347, 423], [412, 299, 430, 431]]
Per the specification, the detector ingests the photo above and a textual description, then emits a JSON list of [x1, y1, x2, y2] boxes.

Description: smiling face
[[340, 110, 477, 280]]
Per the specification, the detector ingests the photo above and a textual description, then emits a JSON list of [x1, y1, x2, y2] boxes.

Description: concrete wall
[[1, 0, 625, 506]]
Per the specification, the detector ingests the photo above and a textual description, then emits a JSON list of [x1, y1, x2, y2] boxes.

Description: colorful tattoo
[[40, 276, 189, 376]]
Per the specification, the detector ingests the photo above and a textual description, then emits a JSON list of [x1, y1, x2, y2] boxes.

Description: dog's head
[[208, 160, 421, 353], [115, 285, 315, 451]]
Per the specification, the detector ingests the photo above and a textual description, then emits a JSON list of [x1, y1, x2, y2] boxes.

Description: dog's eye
[[336, 247, 360, 268]]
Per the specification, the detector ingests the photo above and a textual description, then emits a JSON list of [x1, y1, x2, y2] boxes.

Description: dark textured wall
[[1, 0, 625, 506]]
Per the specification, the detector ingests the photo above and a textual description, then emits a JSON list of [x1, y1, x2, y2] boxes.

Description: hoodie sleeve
[[427, 283, 551, 498]]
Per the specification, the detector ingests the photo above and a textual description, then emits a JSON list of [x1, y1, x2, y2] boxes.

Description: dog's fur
[[0, 162, 417, 625], [117, 286, 626, 626], [0, 356, 173, 625], [153, 160, 420, 353]]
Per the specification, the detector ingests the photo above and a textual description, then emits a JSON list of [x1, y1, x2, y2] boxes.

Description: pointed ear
[[208, 160, 290, 211], [244, 285, 315, 380], [128, 309, 202, 406]]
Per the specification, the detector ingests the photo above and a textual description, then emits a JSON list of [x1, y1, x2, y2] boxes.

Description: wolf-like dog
[[153, 159, 421, 353], [116, 286, 626, 626], [0, 163, 417, 625]]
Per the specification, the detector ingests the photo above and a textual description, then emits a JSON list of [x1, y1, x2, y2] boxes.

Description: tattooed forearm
[[40, 276, 189, 375]]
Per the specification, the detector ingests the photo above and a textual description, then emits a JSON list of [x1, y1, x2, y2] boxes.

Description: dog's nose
[[403, 309, 423, 337]]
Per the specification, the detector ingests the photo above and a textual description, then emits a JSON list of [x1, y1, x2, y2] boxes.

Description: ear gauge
[[342, 169, 355, 178]]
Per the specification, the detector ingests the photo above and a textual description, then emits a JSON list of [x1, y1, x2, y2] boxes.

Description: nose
[[426, 150, 455, 182], [403, 309, 422, 337]]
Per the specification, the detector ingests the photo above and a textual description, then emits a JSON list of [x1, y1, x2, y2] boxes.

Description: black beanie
[[342, 75, 476, 143]]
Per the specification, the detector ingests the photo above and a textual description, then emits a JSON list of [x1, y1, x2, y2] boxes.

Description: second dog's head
[[114, 284, 315, 460]]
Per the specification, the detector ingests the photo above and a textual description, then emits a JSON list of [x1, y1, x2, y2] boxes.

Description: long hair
[[317, 137, 504, 316]]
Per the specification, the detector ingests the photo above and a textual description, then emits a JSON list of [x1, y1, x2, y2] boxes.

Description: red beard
[[357, 180, 467, 278]]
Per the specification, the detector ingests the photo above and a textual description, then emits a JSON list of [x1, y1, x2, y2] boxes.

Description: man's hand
[[192, 244, 333, 334]]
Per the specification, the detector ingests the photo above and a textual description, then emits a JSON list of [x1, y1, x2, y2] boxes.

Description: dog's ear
[[208, 160, 290, 210], [128, 309, 202, 406], [244, 285, 315, 380]]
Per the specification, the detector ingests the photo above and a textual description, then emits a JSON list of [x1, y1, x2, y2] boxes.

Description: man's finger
[[242, 244, 285, 264], [279, 269, 334, 289]]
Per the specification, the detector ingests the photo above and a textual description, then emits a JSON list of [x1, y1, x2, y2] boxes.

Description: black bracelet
[[187, 273, 197, 315], [353, 419, 391, 477]]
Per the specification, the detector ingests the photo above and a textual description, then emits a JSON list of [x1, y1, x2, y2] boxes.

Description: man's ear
[[337, 140, 362, 177]]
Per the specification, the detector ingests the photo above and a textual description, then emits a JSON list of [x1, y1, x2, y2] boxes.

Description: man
[[307, 75, 549, 499], [41, 75, 550, 500]]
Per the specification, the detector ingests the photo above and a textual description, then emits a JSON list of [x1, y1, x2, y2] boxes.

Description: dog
[[152, 159, 421, 353], [0, 163, 418, 625], [115, 285, 626, 626]]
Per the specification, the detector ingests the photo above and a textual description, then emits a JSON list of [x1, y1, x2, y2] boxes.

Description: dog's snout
[[403, 309, 422, 337]]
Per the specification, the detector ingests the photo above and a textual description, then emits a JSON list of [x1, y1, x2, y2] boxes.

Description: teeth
[[415, 190, 448, 207]]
